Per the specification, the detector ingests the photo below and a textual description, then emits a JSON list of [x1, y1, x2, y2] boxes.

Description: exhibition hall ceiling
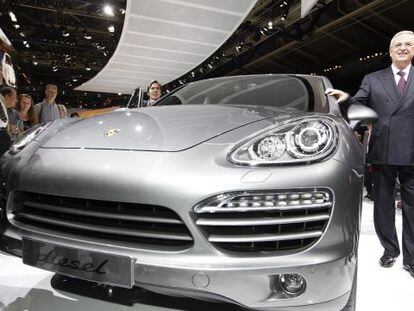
[[76, 0, 259, 94]]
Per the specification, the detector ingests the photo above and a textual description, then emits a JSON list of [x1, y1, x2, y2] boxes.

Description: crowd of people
[[0, 83, 66, 155]]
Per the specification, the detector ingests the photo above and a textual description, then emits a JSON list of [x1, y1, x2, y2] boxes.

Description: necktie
[[397, 71, 406, 95]]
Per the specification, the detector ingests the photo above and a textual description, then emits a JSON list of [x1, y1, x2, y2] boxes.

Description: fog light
[[279, 274, 306, 294]]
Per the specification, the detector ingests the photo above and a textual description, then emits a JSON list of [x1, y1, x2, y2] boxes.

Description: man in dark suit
[[142, 80, 162, 107], [328, 30, 414, 277]]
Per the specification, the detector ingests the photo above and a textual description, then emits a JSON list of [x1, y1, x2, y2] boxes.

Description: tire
[[340, 267, 357, 311]]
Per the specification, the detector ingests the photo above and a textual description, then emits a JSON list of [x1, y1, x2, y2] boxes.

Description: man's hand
[[325, 88, 349, 103]]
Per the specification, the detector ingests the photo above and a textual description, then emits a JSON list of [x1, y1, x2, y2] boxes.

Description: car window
[[156, 75, 314, 112]]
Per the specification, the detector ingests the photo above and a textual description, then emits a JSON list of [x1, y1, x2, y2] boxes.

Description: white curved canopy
[[76, 0, 258, 94]]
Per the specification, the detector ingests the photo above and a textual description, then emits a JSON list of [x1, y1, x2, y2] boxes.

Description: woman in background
[[58, 104, 67, 118], [16, 94, 38, 131]]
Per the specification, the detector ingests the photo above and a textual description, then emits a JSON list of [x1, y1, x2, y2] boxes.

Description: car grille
[[10, 192, 193, 249], [194, 189, 333, 253]]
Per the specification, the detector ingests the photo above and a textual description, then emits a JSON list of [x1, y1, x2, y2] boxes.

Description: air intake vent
[[10, 192, 193, 249], [194, 189, 332, 253]]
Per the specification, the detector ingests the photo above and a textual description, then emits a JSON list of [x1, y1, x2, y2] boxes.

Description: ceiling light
[[103, 5, 114, 16], [84, 33, 92, 40], [62, 31, 70, 37], [236, 40, 244, 53], [9, 11, 17, 22], [85, 67, 91, 71], [19, 32, 25, 37], [32, 61, 38, 66], [52, 66, 58, 72], [107, 25, 115, 33], [259, 27, 268, 36], [73, 78, 78, 82], [268, 21, 274, 30], [13, 24, 20, 29], [120, 9, 126, 14]]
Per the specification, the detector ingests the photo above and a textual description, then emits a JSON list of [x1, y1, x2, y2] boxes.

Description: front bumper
[[2, 231, 354, 311]]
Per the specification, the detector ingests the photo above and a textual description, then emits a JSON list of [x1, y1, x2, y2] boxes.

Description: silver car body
[[0, 75, 366, 310]]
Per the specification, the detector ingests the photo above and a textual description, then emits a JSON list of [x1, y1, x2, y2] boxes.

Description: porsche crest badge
[[104, 128, 121, 137]]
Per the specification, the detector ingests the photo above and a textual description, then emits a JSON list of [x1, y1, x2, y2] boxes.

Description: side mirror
[[347, 104, 378, 129]]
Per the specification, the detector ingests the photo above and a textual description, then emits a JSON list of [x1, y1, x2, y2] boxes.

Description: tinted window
[[156, 75, 313, 112]]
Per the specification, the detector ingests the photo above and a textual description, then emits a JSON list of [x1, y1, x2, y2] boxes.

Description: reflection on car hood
[[40, 105, 301, 151]]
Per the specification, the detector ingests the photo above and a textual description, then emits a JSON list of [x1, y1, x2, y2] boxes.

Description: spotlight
[[13, 24, 20, 29], [52, 66, 58, 72], [268, 21, 274, 30], [85, 66, 91, 71], [84, 33, 92, 40], [32, 61, 38, 66], [235, 40, 244, 53], [9, 11, 17, 22], [103, 5, 114, 16], [259, 27, 268, 36], [107, 25, 115, 33]]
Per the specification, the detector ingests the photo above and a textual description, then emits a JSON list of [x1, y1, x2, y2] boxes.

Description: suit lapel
[[391, 66, 414, 114], [379, 67, 400, 108], [401, 66, 414, 101]]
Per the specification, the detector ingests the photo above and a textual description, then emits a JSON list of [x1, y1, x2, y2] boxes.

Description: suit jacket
[[346, 66, 414, 165]]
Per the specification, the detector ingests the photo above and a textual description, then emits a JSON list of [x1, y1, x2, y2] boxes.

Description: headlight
[[9, 123, 49, 154], [228, 117, 338, 165]]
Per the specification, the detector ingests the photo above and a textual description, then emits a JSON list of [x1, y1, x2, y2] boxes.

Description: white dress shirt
[[391, 63, 411, 85]]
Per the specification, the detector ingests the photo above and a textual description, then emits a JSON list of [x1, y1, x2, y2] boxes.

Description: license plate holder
[[22, 238, 134, 288]]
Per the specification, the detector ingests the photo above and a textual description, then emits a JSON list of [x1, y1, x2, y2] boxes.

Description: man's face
[[45, 86, 58, 102], [390, 34, 414, 65], [148, 83, 161, 101], [5, 89, 17, 108]]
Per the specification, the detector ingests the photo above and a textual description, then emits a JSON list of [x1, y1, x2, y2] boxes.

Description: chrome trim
[[15, 213, 192, 241], [196, 214, 330, 226], [25, 201, 183, 224], [209, 230, 323, 243]]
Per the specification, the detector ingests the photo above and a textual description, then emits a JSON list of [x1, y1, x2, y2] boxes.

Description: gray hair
[[45, 84, 58, 91], [390, 30, 414, 49]]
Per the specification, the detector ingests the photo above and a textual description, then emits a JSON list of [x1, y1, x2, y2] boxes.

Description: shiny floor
[[0, 199, 413, 311]]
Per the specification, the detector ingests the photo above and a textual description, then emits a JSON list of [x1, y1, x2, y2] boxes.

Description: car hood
[[40, 105, 302, 151]]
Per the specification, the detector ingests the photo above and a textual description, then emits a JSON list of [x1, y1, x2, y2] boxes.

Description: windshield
[[156, 75, 314, 111]]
